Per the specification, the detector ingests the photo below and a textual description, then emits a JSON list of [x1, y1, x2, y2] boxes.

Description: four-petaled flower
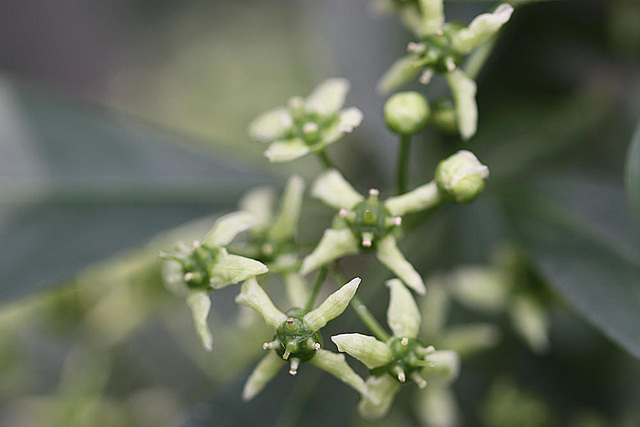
[[161, 212, 268, 351], [332, 279, 460, 419], [378, 1, 514, 140], [236, 276, 366, 400], [249, 78, 363, 162]]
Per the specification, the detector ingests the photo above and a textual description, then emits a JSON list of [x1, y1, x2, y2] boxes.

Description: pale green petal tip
[[239, 187, 276, 232], [249, 107, 293, 142], [306, 78, 350, 115], [418, 0, 445, 35], [209, 252, 268, 289], [300, 228, 360, 275], [338, 107, 363, 133], [242, 351, 284, 401], [510, 297, 549, 353], [264, 138, 311, 163], [311, 349, 366, 394], [376, 236, 426, 295], [452, 3, 514, 54], [204, 211, 256, 247], [283, 271, 310, 309], [311, 168, 364, 210], [186, 290, 213, 352], [331, 333, 393, 369], [386, 278, 421, 339], [269, 174, 305, 242], [377, 56, 422, 94], [449, 265, 509, 313], [416, 384, 460, 427], [446, 71, 478, 140], [235, 277, 287, 329], [424, 350, 461, 384], [384, 181, 441, 216], [358, 374, 403, 420], [304, 277, 361, 331]]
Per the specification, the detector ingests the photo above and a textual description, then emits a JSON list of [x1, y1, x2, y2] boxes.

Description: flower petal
[[304, 277, 361, 331], [239, 187, 276, 233], [452, 3, 514, 54], [418, 0, 444, 36], [209, 249, 268, 289], [300, 228, 360, 275], [204, 211, 256, 247], [283, 271, 310, 309], [416, 385, 460, 427], [440, 323, 501, 358], [386, 278, 421, 339], [319, 107, 364, 148], [162, 260, 188, 297], [358, 374, 402, 420], [264, 138, 310, 163], [242, 351, 285, 401], [249, 107, 293, 142], [269, 175, 305, 243], [186, 290, 213, 352], [420, 276, 450, 339], [423, 350, 460, 385], [384, 181, 442, 216], [376, 236, 426, 294], [510, 296, 549, 353], [331, 333, 393, 369], [310, 349, 366, 394], [377, 55, 422, 94], [311, 169, 364, 210], [445, 70, 478, 140], [305, 78, 350, 115], [235, 276, 287, 329], [449, 265, 509, 313]]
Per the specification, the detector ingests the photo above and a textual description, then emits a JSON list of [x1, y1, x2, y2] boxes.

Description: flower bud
[[384, 92, 430, 135], [435, 150, 489, 203]]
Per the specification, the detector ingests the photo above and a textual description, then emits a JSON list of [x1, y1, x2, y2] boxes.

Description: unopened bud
[[435, 150, 488, 203], [384, 92, 430, 136]]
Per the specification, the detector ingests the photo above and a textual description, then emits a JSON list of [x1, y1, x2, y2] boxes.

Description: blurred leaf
[[0, 77, 270, 304], [625, 121, 640, 220], [503, 179, 640, 359]]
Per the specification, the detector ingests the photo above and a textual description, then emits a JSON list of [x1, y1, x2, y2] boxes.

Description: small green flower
[[378, 2, 514, 139], [331, 279, 460, 419], [236, 276, 366, 400], [301, 169, 447, 294], [238, 175, 310, 307], [161, 212, 268, 351], [249, 79, 363, 162], [435, 150, 489, 203]]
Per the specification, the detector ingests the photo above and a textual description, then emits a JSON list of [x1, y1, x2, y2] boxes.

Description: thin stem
[[332, 266, 390, 342], [316, 150, 336, 170], [464, 36, 497, 80], [305, 267, 327, 311], [397, 134, 412, 195]]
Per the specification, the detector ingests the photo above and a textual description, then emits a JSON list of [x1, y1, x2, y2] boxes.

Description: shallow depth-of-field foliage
[[2, 0, 640, 426]]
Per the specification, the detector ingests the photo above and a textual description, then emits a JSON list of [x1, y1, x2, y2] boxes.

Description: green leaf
[[625, 121, 640, 220], [504, 179, 640, 359]]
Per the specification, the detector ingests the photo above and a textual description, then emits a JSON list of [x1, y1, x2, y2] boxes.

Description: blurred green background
[[1, 0, 640, 425]]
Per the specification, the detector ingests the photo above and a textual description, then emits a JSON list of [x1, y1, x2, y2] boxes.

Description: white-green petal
[[304, 277, 360, 331], [269, 175, 305, 243], [449, 265, 509, 313], [331, 333, 393, 369], [398, 4, 428, 38], [283, 271, 310, 309], [239, 187, 275, 233], [300, 228, 360, 275], [320, 107, 364, 148], [249, 107, 293, 142], [204, 211, 256, 247], [209, 249, 269, 289], [358, 374, 402, 420], [235, 277, 287, 329], [415, 385, 460, 427], [440, 323, 500, 358], [385, 181, 442, 216], [377, 55, 422, 94], [311, 169, 364, 210], [420, 276, 450, 339], [386, 278, 421, 339], [418, 0, 444, 36], [445, 70, 478, 140], [376, 235, 426, 294], [264, 138, 310, 163], [310, 349, 366, 394], [510, 296, 549, 353], [242, 351, 284, 401], [162, 260, 188, 297], [452, 4, 514, 54], [186, 290, 213, 352], [423, 350, 460, 385], [305, 78, 350, 116]]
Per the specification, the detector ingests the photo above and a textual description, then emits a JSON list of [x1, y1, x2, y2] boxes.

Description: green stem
[[332, 266, 390, 342], [397, 134, 412, 195], [316, 150, 336, 170], [305, 267, 327, 311]]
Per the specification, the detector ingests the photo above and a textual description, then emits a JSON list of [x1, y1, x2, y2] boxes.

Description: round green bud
[[431, 98, 458, 134], [384, 92, 430, 135], [435, 150, 489, 204]]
